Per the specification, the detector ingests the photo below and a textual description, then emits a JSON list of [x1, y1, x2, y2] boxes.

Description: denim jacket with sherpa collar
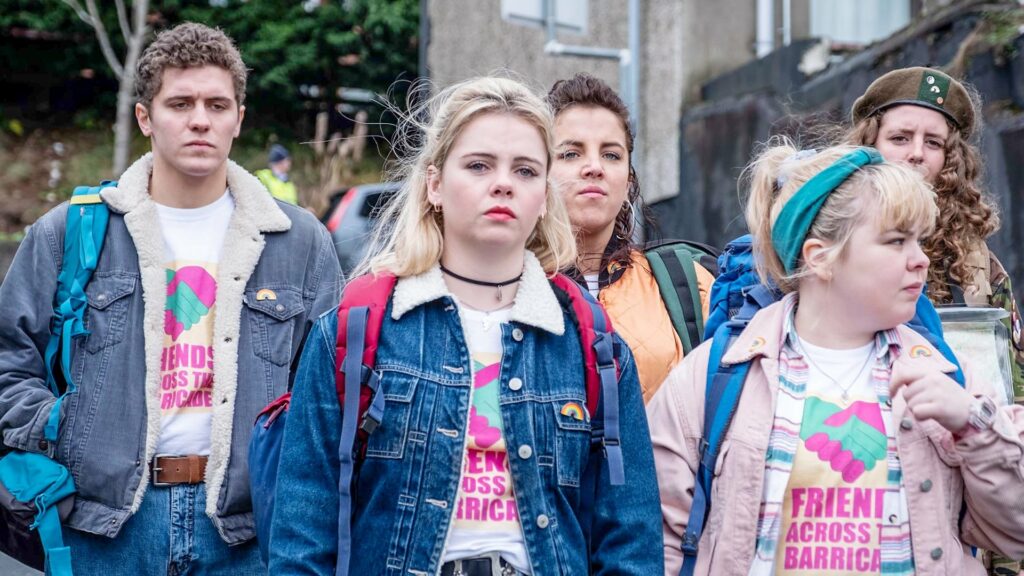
[[0, 153, 342, 544], [269, 251, 664, 575]]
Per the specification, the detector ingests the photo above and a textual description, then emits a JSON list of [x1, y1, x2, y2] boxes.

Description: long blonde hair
[[745, 139, 938, 292], [360, 76, 576, 278]]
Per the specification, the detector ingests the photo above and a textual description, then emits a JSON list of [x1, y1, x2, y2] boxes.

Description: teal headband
[[771, 147, 884, 274]]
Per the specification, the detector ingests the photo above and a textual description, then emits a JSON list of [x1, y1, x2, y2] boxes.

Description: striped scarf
[[748, 294, 914, 575]]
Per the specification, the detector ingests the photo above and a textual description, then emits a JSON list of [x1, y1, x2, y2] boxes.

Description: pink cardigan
[[647, 300, 1024, 575]]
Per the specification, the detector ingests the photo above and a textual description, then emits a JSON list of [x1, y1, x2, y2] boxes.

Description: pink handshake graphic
[[164, 266, 217, 340], [801, 399, 888, 483]]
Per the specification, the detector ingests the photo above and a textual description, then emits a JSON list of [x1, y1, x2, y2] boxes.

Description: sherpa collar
[[102, 152, 291, 233], [391, 250, 565, 335]]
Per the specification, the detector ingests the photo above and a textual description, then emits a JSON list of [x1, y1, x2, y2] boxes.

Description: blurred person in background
[[256, 143, 299, 205]]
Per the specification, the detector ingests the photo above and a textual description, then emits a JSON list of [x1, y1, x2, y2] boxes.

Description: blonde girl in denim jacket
[[269, 76, 662, 576]]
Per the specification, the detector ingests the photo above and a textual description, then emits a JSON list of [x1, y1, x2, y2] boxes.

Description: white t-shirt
[[583, 273, 600, 298], [154, 190, 234, 456], [773, 337, 909, 575], [443, 302, 531, 573]]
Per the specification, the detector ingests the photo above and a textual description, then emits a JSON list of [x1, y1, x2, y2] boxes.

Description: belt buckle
[[151, 453, 175, 486]]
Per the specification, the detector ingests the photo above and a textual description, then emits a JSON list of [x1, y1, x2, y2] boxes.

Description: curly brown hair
[[135, 22, 248, 109], [546, 73, 644, 270], [845, 112, 998, 303]]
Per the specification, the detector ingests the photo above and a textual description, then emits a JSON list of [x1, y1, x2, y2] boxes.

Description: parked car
[[322, 182, 400, 275]]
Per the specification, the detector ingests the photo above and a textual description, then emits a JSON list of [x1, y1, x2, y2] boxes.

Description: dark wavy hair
[[546, 73, 647, 270]]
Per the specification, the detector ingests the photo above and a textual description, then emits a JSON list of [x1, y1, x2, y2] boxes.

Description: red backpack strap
[[550, 274, 624, 486], [334, 272, 397, 434], [333, 271, 396, 576]]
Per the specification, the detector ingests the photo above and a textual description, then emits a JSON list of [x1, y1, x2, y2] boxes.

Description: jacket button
[[38, 439, 49, 451], [900, 418, 913, 431], [931, 547, 943, 560], [888, 514, 898, 524], [517, 445, 532, 460], [509, 377, 523, 391], [275, 304, 285, 312], [536, 514, 549, 529], [512, 328, 524, 342], [97, 293, 108, 302], [920, 479, 933, 492]]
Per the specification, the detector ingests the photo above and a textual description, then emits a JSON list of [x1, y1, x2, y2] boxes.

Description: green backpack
[[644, 240, 720, 354]]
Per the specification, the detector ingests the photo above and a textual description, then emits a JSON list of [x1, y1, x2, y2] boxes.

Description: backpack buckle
[[601, 436, 620, 456], [681, 532, 700, 556], [359, 414, 381, 435]]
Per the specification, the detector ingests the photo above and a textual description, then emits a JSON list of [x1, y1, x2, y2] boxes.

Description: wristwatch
[[956, 395, 997, 438]]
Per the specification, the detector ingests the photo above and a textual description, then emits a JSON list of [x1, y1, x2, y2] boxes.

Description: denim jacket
[[269, 251, 663, 575], [0, 153, 341, 544]]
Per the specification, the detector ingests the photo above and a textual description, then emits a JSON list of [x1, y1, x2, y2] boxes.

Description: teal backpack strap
[[645, 242, 715, 354], [42, 183, 113, 442], [0, 452, 76, 576]]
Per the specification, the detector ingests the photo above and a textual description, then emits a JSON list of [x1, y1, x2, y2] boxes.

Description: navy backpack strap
[[587, 297, 623, 485], [680, 283, 774, 575], [679, 320, 749, 576], [336, 306, 369, 576]]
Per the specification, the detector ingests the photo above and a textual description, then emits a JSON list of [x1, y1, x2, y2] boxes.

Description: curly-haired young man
[[0, 22, 341, 574]]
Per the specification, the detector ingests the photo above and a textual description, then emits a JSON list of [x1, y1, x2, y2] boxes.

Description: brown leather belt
[[151, 455, 208, 486]]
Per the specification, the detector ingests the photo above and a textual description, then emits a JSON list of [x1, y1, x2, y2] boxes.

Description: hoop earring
[[619, 201, 636, 240], [432, 203, 443, 214]]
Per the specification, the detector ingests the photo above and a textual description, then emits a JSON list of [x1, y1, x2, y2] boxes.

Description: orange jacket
[[598, 250, 714, 402]]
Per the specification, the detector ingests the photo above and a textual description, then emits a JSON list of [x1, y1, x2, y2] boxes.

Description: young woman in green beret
[[844, 66, 1024, 576]]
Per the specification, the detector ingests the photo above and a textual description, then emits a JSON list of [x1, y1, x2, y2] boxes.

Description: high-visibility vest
[[255, 169, 299, 205]]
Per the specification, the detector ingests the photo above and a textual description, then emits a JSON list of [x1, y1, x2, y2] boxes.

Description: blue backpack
[[0, 183, 114, 576], [679, 234, 966, 576]]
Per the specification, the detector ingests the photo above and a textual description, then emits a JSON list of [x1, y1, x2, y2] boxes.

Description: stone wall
[[651, 2, 1024, 291], [425, 0, 756, 203]]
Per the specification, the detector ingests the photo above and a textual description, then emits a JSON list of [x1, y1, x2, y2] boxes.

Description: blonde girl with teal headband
[[647, 140, 1024, 576]]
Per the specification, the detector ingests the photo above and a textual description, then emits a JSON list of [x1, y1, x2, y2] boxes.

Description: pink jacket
[[647, 300, 1024, 575]]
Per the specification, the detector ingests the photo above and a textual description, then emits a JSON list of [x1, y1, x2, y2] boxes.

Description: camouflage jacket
[[961, 246, 1024, 576]]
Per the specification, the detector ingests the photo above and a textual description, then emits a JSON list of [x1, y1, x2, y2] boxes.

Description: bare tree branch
[[114, 0, 132, 46], [59, 0, 92, 26], [82, 0, 125, 80], [132, 0, 150, 41]]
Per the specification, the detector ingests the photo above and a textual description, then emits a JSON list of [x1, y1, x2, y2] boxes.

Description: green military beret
[[851, 67, 974, 138]]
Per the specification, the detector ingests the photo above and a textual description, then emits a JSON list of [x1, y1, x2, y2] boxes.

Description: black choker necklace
[[440, 264, 522, 302]]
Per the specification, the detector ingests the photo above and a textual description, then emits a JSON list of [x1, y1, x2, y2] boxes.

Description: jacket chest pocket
[[244, 288, 304, 366], [82, 274, 137, 353], [552, 400, 591, 488], [364, 370, 419, 459]]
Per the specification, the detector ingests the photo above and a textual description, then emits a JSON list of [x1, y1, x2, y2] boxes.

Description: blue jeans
[[63, 484, 264, 575]]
